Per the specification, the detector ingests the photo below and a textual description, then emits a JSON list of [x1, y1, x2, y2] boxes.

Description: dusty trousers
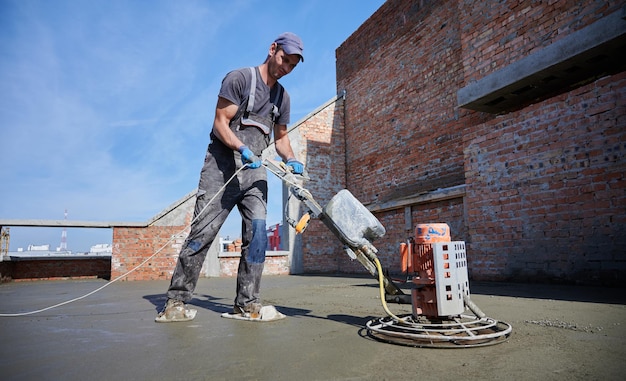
[[166, 139, 268, 309]]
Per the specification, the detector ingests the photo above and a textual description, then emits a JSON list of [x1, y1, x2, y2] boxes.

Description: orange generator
[[400, 223, 469, 318]]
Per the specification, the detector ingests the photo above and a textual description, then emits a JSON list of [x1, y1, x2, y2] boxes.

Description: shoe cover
[[221, 305, 286, 322], [155, 303, 197, 323]]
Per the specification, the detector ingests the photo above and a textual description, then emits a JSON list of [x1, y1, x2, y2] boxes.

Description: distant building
[[6, 243, 112, 258], [217, 223, 283, 252], [267, 223, 283, 251], [27, 244, 50, 251], [219, 237, 236, 252], [89, 244, 112, 255]]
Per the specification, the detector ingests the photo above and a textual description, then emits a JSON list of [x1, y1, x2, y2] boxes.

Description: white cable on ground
[[0, 164, 249, 317]]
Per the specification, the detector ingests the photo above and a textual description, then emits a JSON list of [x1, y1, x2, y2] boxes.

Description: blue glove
[[286, 158, 304, 174], [238, 146, 262, 169]]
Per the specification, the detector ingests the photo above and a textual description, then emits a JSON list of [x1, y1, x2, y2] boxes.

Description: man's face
[[268, 44, 300, 80]]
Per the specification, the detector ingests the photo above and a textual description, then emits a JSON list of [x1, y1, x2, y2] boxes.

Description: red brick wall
[[337, 0, 466, 205], [334, 0, 626, 285], [464, 72, 626, 285], [335, 0, 470, 276], [460, 0, 626, 285], [297, 98, 350, 273], [295, 92, 468, 275]]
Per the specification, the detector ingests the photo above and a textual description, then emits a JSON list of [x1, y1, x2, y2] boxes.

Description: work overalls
[[166, 67, 283, 309]]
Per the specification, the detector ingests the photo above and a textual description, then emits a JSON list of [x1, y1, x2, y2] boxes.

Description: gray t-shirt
[[218, 66, 291, 127]]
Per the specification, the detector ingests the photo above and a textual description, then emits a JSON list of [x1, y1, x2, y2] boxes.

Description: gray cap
[[274, 32, 304, 62]]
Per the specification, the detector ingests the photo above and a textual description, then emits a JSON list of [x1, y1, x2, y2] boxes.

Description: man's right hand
[[238, 146, 262, 169]]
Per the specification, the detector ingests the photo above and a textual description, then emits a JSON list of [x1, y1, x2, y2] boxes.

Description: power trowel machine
[[264, 159, 512, 348]]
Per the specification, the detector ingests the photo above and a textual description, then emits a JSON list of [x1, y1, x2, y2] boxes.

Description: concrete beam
[[366, 184, 466, 213], [0, 220, 146, 228], [458, 7, 626, 114]]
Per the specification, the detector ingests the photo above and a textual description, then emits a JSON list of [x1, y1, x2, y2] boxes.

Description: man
[[156, 32, 305, 322]]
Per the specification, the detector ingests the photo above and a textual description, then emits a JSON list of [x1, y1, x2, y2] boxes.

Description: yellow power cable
[[374, 257, 408, 323]]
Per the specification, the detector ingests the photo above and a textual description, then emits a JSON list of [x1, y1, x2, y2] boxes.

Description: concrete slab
[[1, 275, 625, 381]]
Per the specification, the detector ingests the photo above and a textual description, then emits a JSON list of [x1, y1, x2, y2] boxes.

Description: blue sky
[[0, 0, 385, 252]]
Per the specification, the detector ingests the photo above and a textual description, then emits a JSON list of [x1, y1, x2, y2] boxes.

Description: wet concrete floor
[[1, 275, 625, 381]]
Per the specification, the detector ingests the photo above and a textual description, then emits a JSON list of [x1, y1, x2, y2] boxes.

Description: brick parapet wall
[[0, 257, 111, 282], [112, 225, 188, 281], [219, 254, 290, 277], [112, 224, 291, 281]]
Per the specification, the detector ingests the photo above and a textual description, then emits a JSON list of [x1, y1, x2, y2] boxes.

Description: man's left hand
[[286, 159, 304, 174]]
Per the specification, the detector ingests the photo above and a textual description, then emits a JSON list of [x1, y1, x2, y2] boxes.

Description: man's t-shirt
[[218, 66, 291, 127]]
